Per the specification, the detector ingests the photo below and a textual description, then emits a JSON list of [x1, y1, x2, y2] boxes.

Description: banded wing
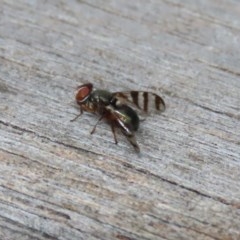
[[112, 91, 165, 114]]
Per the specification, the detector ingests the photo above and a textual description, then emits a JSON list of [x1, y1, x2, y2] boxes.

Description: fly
[[71, 83, 165, 152]]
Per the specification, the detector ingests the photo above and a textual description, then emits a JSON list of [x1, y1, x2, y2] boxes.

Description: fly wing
[[112, 91, 165, 114]]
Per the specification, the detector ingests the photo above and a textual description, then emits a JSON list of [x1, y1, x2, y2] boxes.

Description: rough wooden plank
[[0, 0, 240, 239]]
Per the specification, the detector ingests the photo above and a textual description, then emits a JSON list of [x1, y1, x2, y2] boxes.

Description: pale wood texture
[[1, 0, 240, 239]]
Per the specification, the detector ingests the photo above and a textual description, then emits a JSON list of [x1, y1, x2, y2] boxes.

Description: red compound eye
[[76, 83, 93, 103]]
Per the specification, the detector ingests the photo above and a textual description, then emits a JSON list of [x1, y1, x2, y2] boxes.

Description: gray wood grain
[[1, 0, 240, 239]]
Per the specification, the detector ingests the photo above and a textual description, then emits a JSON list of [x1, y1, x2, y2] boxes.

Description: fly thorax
[[91, 90, 113, 105]]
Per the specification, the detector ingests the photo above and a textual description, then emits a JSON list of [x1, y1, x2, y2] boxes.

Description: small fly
[[71, 83, 165, 152]]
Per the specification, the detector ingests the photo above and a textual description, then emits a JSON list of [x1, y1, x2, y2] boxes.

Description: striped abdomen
[[113, 91, 165, 113]]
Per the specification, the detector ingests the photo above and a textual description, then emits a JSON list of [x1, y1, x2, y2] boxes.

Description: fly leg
[[111, 124, 118, 144], [121, 129, 140, 152], [126, 134, 140, 152], [70, 107, 83, 122], [90, 115, 104, 135], [116, 118, 140, 152]]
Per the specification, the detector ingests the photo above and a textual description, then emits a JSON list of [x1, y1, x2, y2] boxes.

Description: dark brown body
[[72, 83, 165, 152]]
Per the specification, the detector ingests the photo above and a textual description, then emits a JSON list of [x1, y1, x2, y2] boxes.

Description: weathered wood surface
[[1, 0, 240, 239]]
